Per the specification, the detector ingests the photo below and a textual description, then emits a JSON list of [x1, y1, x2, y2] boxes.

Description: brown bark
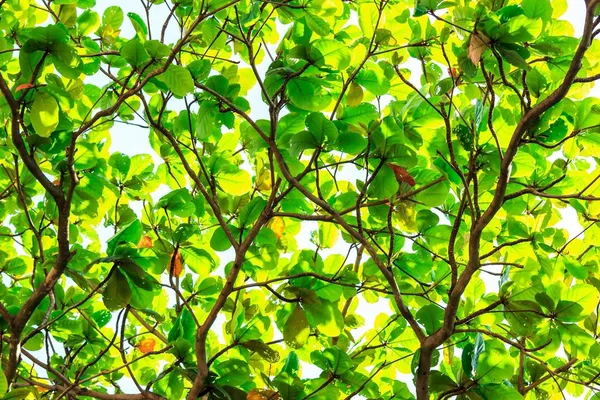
[[415, 347, 434, 400]]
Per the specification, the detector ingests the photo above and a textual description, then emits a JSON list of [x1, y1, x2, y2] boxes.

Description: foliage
[[0, 0, 600, 399]]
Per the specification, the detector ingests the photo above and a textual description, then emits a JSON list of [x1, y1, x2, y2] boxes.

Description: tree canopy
[[1, 0, 600, 399]]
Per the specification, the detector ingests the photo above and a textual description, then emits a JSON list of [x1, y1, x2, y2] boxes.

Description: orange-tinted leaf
[[15, 83, 34, 92], [52, 179, 60, 187], [35, 386, 48, 393], [269, 217, 285, 239], [137, 235, 153, 249], [247, 389, 280, 400], [388, 163, 416, 187], [137, 338, 156, 354], [170, 250, 183, 277]]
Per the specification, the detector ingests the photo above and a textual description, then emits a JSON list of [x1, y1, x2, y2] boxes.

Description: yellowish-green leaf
[[216, 169, 252, 196], [318, 222, 339, 249], [30, 92, 59, 137]]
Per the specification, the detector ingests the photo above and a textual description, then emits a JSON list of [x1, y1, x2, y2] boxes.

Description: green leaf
[[416, 304, 444, 335], [535, 292, 555, 312], [477, 384, 524, 399], [574, 98, 600, 130], [144, 40, 170, 58], [339, 103, 378, 124], [127, 12, 148, 40], [103, 269, 132, 310], [120, 38, 149, 68], [195, 101, 216, 140], [525, 67, 547, 97], [309, 39, 351, 70], [559, 323, 595, 357], [206, 75, 229, 94], [289, 131, 323, 157], [283, 305, 311, 349], [197, 277, 221, 296], [109, 152, 131, 177], [356, 67, 391, 96], [0, 366, 7, 396], [556, 283, 599, 322], [106, 220, 143, 256], [305, 14, 330, 36], [306, 112, 338, 143], [311, 347, 353, 374], [30, 92, 59, 137], [122, 268, 158, 309], [273, 372, 304, 400], [461, 333, 485, 378], [78, 10, 100, 36], [475, 340, 515, 384], [317, 222, 339, 249], [156, 371, 184, 400], [214, 359, 250, 387], [1, 388, 33, 399], [162, 65, 194, 97], [168, 307, 195, 343], [504, 300, 543, 336], [564, 255, 589, 280], [239, 197, 266, 227], [287, 78, 315, 110], [180, 247, 217, 275], [413, 169, 448, 207], [240, 340, 280, 363], [26, 25, 69, 50], [367, 164, 399, 200], [496, 44, 531, 71], [210, 226, 234, 252], [335, 130, 367, 154], [102, 6, 124, 30], [173, 223, 199, 243], [303, 299, 344, 337], [358, 2, 378, 38], [521, 0, 552, 20], [155, 189, 195, 218]]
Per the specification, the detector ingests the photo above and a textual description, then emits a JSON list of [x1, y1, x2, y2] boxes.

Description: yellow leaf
[[346, 82, 363, 107], [217, 169, 252, 196], [269, 217, 285, 239], [444, 345, 453, 364]]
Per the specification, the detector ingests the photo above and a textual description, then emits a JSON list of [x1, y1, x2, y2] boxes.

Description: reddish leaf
[[15, 83, 34, 92], [388, 163, 416, 187]]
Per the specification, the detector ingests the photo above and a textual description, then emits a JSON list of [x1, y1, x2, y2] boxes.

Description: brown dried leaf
[[388, 163, 416, 187], [468, 32, 489, 66]]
